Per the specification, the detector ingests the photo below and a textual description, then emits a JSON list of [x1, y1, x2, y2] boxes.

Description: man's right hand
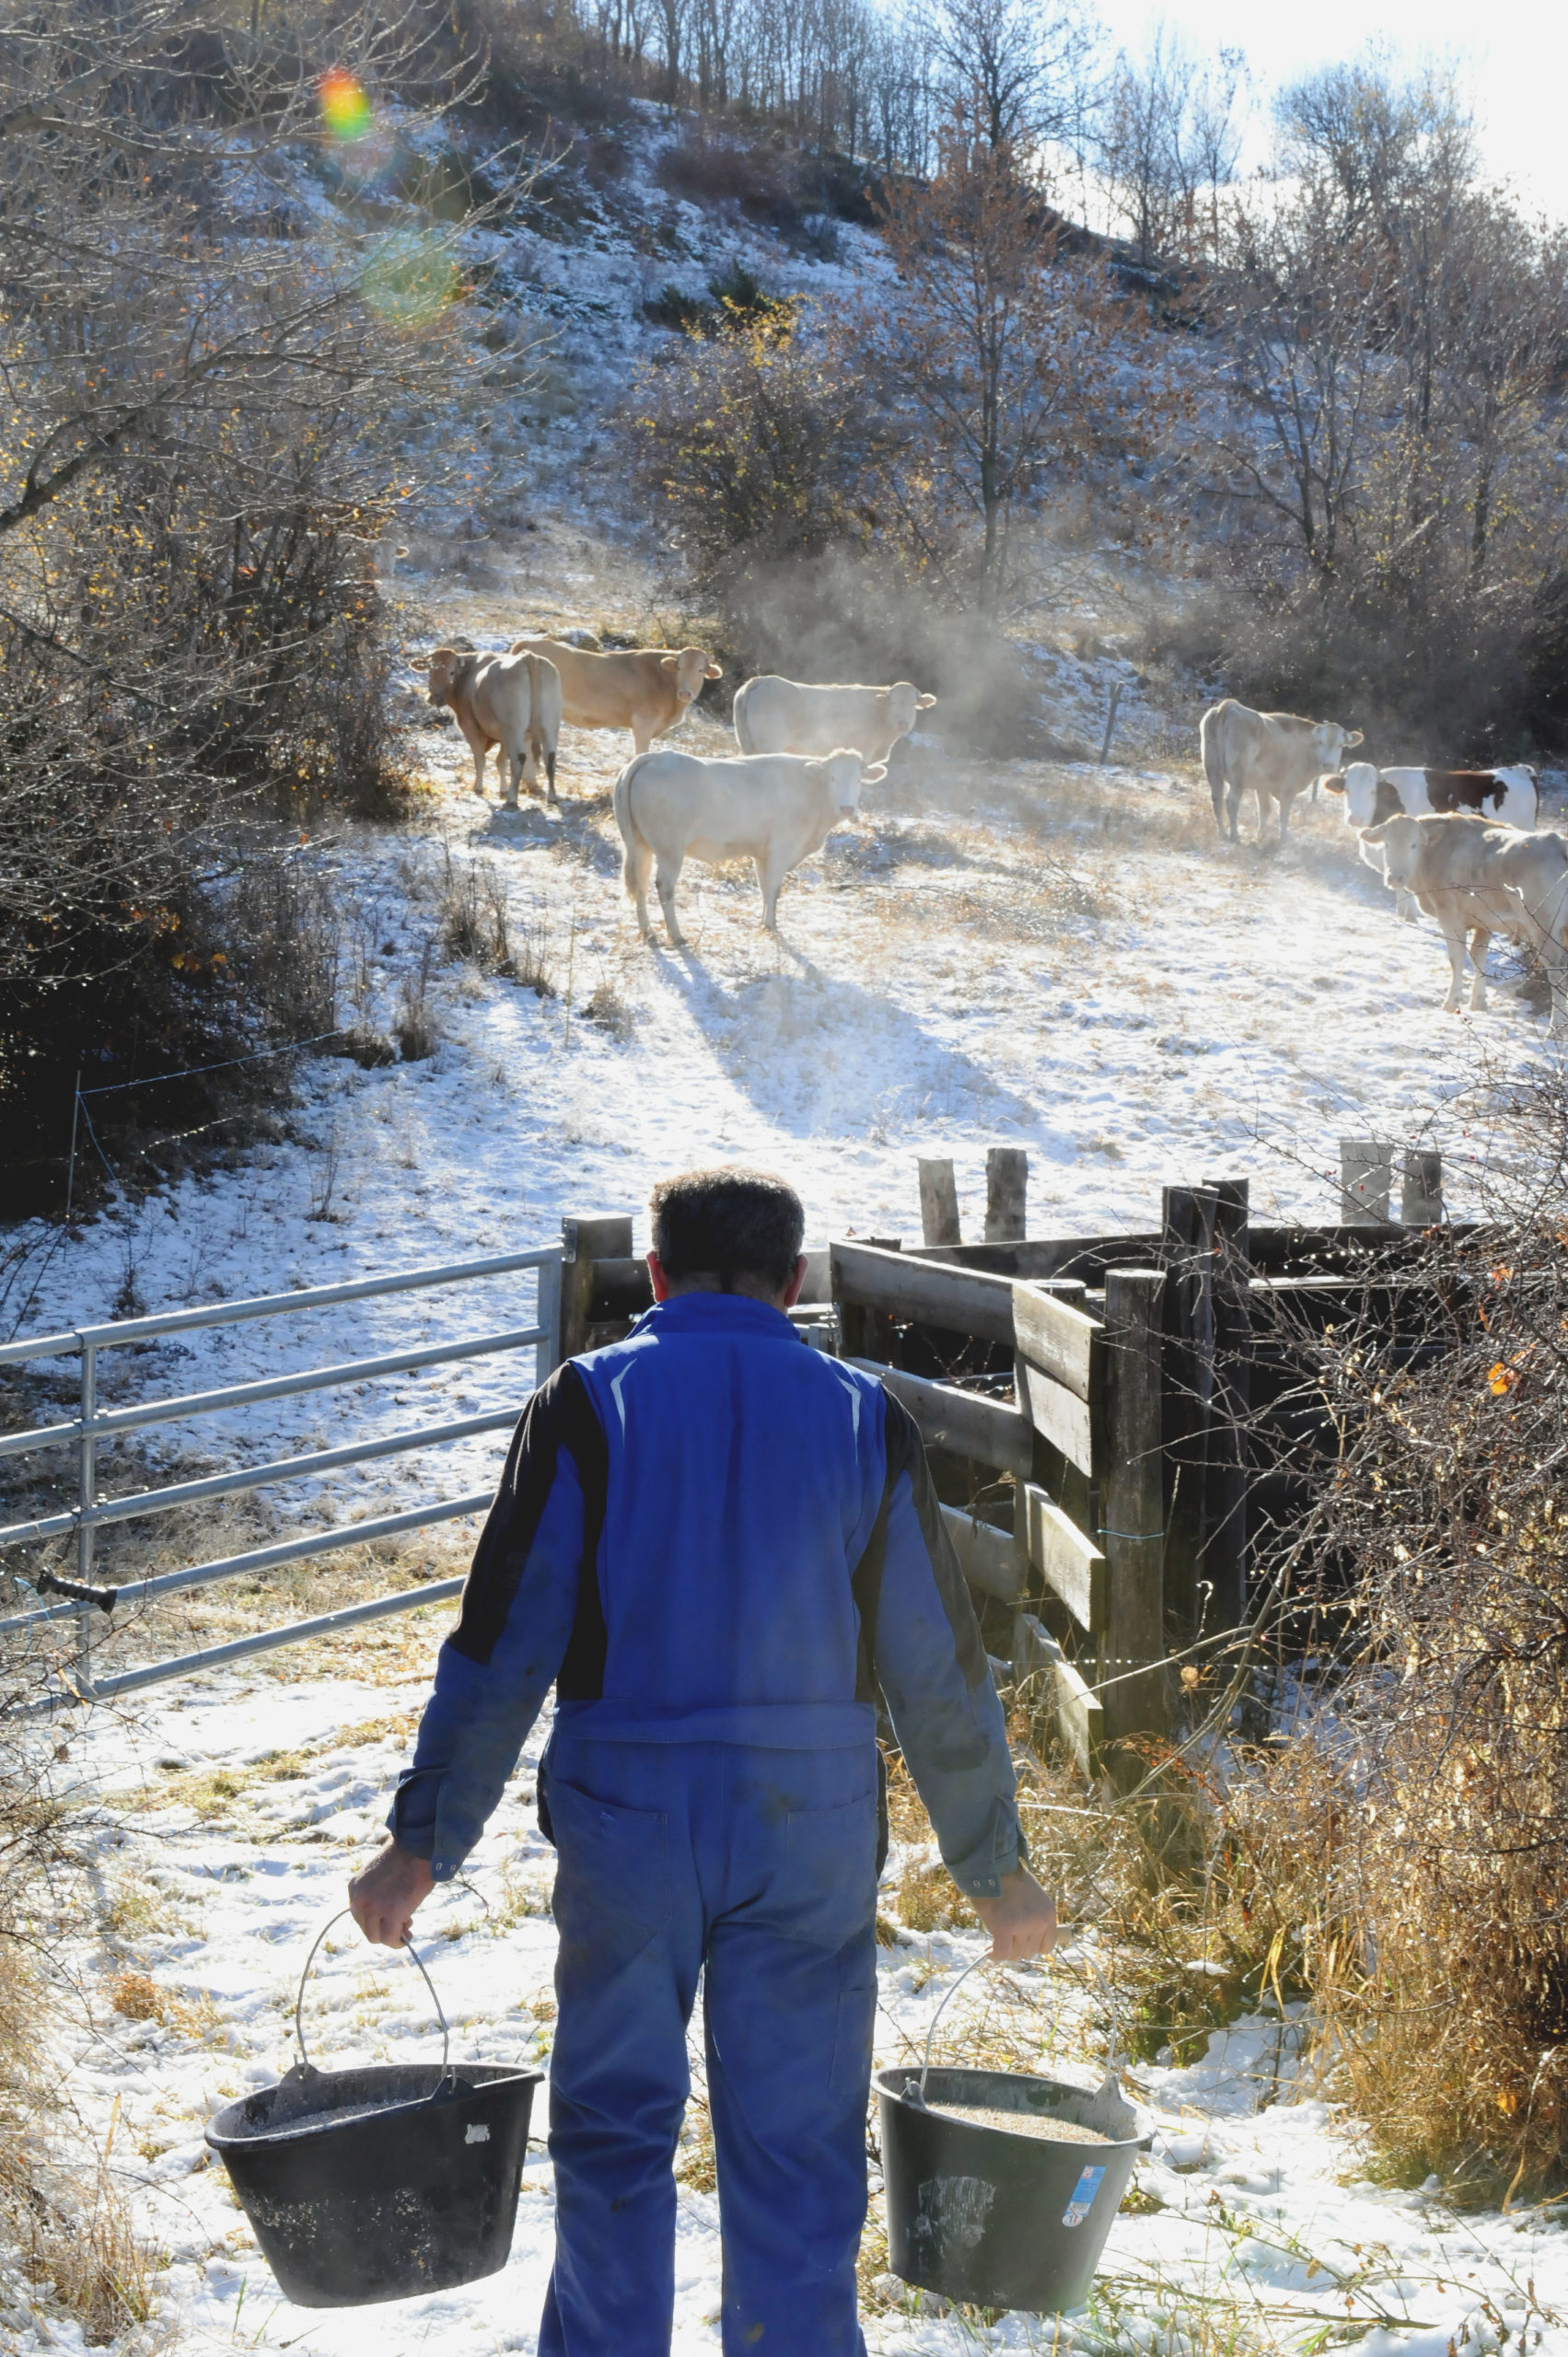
[[972, 1866, 1058, 1962]]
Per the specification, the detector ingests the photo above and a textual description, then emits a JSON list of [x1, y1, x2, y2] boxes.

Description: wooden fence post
[[1204, 1177, 1250, 1639], [1160, 1185, 1217, 1644], [1401, 1147, 1443, 1227], [1341, 1139, 1391, 1224], [1099, 1267, 1168, 1784], [917, 1157, 961, 1248], [985, 1147, 1028, 1242], [560, 1213, 633, 1362]]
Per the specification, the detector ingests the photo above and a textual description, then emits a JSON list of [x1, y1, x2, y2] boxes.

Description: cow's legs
[[632, 717, 655, 757], [546, 749, 559, 807], [1439, 923, 1469, 1012], [501, 748, 522, 808], [1395, 888, 1419, 923], [459, 720, 490, 796], [1468, 928, 1491, 1011], [654, 853, 687, 948], [1225, 782, 1243, 843], [755, 853, 789, 933]]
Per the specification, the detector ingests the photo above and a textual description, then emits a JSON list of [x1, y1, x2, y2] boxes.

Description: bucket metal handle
[[295, 1909, 451, 2080], [915, 1942, 1125, 2101]]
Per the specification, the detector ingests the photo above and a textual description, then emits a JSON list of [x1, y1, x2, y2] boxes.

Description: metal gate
[[0, 1244, 563, 1713]]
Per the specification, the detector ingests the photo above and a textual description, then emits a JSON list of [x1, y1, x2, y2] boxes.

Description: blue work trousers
[[536, 1736, 879, 2357]]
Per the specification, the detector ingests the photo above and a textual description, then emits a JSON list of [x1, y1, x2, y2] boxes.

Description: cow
[[732, 676, 937, 764], [1200, 699, 1364, 846], [1325, 760, 1540, 921], [427, 645, 563, 807], [1359, 811, 1568, 1034], [508, 636, 722, 755], [613, 747, 887, 946]]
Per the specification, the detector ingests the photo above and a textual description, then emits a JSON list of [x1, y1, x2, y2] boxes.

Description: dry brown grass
[[19, 2162, 157, 2344]]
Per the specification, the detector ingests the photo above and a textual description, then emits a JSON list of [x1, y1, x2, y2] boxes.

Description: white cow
[[1201, 698, 1364, 845], [1360, 811, 1568, 1033], [1325, 761, 1540, 921], [614, 747, 886, 946], [732, 676, 936, 764]]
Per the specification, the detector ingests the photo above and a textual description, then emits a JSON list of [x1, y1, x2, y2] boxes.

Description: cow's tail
[[614, 755, 649, 896], [522, 653, 551, 796], [1201, 703, 1227, 830], [733, 679, 756, 755]]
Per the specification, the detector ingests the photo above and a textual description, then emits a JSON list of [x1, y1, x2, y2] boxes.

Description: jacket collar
[[629, 1293, 800, 1341]]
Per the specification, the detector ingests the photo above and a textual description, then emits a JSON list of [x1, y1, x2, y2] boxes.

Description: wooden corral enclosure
[[563, 1143, 1464, 1791]]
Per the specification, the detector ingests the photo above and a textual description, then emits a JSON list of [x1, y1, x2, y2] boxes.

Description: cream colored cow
[[1361, 811, 1568, 1033], [1201, 699, 1363, 845], [614, 747, 886, 946], [509, 637, 722, 755]]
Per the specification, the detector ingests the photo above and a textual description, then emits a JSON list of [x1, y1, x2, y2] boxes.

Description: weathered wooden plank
[[1100, 1267, 1168, 1771], [843, 1358, 1034, 1477], [1021, 1483, 1104, 1634], [1013, 1611, 1104, 1778], [1013, 1353, 1096, 1478], [1012, 1281, 1101, 1402], [832, 1240, 1016, 1346], [941, 1504, 1025, 1602]]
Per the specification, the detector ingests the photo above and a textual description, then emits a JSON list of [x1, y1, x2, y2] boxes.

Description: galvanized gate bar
[[0, 1492, 491, 1636], [0, 1321, 546, 1458], [20, 1573, 470, 1713], [0, 1239, 563, 1712], [0, 1245, 564, 1369], [0, 1404, 524, 1549]]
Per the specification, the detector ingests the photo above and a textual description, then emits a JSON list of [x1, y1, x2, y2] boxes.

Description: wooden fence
[[557, 1141, 1460, 1792]]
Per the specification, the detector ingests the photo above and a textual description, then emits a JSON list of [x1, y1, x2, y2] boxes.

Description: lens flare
[[319, 68, 371, 142]]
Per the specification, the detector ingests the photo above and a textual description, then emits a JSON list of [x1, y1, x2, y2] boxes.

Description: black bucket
[[876, 2061, 1143, 2313], [205, 1911, 541, 2307]]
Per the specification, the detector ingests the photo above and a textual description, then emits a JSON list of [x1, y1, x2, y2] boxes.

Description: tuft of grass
[[892, 1858, 977, 1934], [21, 2164, 157, 2344], [395, 940, 439, 1061], [581, 978, 633, 1039]]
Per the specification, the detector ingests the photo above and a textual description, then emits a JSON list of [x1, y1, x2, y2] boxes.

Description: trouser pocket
[[549, 1774, 670, 1981]]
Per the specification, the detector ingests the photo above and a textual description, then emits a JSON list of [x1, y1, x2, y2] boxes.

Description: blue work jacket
[[390, 1293, 1023, 1896]]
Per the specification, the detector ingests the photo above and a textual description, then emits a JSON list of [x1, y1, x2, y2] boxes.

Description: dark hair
[[649, 1167, 805, 1293]]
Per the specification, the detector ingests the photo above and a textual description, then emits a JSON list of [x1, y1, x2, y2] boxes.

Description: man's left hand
[[349, 1839, 434, 1946]]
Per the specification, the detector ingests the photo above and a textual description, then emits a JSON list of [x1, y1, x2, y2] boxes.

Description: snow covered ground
[[8, 99, 1568, 2357], [29, 1667, 1568, 2357]]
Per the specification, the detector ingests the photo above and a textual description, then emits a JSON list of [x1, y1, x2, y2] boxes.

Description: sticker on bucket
[[465, 2123, 491, 2145], [1063, 2165, 1106, 2228]]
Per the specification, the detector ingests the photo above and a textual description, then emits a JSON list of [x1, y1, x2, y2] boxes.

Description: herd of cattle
[[424, 637, 1564, 1035]]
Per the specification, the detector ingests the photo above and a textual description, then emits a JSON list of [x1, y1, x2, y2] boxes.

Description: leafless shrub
[[395, 943, 441, 1062], [1234, 1084, 1568, 2199], [439, 853, 514, 973]]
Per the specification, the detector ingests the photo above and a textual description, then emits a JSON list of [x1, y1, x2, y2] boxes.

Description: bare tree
[[859, 122, 1144, 605], [919, 0, 1098, 157]]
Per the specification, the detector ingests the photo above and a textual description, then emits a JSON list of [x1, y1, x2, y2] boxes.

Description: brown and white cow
[[1201, 699, 1364, 846], [1359, 811, 1568, 1033], [614, 747, 886, 946], [732, 676, 937, 765], [427, 645, 563, 807], [509, 636, 722, 755]]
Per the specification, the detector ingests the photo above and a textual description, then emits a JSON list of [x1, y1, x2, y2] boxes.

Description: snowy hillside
[[6, 95, 1568, 2357]]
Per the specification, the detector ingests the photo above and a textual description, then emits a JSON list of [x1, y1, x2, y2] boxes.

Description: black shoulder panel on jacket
[[447, 1364, 609, 1671], [881, 1390, 990, 1690]]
